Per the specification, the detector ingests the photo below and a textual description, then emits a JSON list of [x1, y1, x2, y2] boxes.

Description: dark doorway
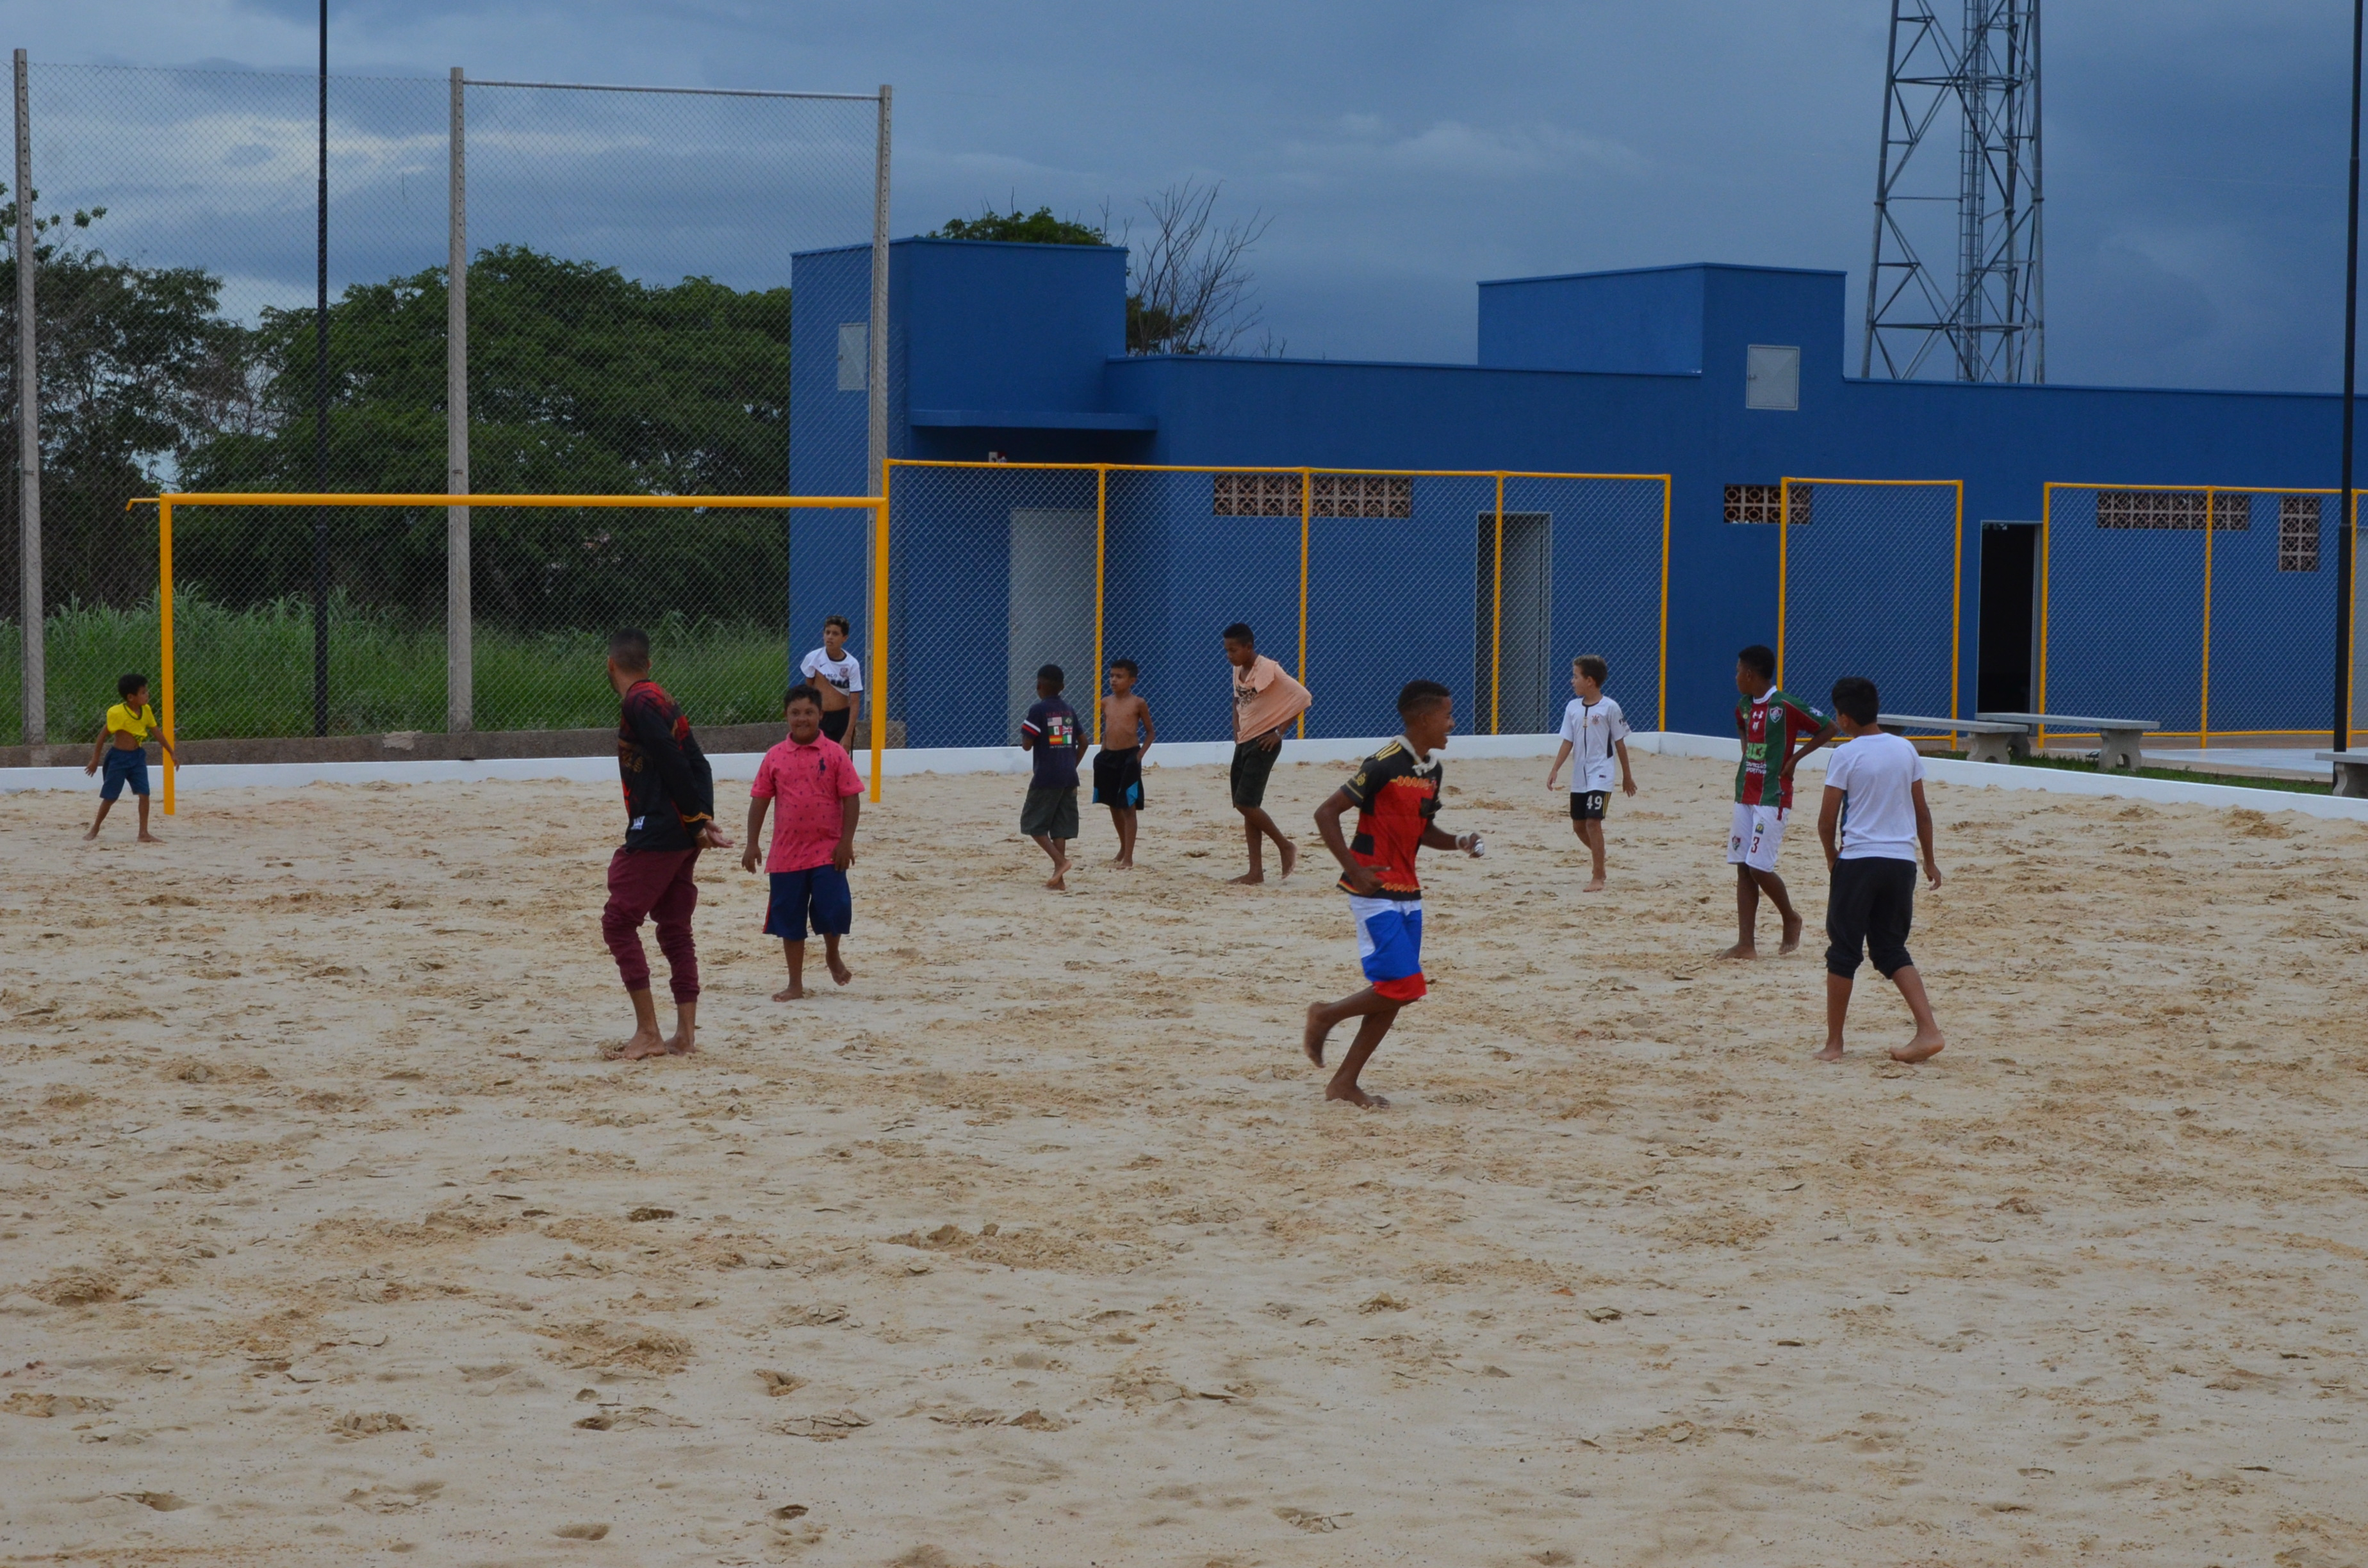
[[1977, 521, 2038, 713], [1475, 511, 1554, 732]]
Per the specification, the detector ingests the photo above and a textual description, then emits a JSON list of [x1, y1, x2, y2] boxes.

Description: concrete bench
[[2315, 750, 2368, 798], [1878, 714, 2027, 765], [1977, 712, 2162, 774]]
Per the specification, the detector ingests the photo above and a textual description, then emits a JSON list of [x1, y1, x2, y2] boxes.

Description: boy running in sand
[[602, 628, 730, 1061], [1223, 622, 1311, 885], [1301, 680, 1486, 1109], [1019, 664, 1086, 890], [1093, 658, 1155, 869], [83, 673, 176, 842], [1544, 654, 1635, 890], [743, 685, 863, 1000], [1816, 676, 1946, 1064], [1723, 644, 1835, 960]]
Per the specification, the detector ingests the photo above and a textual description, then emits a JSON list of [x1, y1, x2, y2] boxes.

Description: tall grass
[[1, 595, 790, 744]]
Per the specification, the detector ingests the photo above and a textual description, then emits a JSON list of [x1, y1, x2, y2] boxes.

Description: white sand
[[3, 753, 2365, 1566]]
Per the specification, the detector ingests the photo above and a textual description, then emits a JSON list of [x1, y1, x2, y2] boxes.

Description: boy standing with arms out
[[1817, 677, 1946, 1064], [743, 685, 863, 1000], [83, 673, 177, 843], [1094, 657, 1156, 869], [602, 628, 730, 1061], [1302, 680, 1486, 1109], [1019, 664, 1085, 890], [1723, 644, 1835, 960], [798, 615, 864, 748], [1222, 622, 1311, 885], [1544, 653, 1636, 891]]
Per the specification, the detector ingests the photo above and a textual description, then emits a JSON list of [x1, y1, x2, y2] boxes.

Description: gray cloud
[[10, 0, 2359, 388]]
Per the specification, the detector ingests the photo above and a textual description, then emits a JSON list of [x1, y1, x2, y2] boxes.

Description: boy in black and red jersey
[[1301, 680, 1485, 1109], [1722, 644, 1835, 960], [601, 628, 731, 1061]]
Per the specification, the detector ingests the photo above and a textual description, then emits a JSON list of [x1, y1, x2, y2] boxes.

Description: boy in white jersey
[[798, 615, 864, 747], [1815, 676, 1946, 1065], [1544, 653, 1636, 890]]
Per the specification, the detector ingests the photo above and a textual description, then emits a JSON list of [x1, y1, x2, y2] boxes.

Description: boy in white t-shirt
[[798, 615, 864, 747], [1544, 654, 1636, 891], [1815, 676, 1946, 1065]]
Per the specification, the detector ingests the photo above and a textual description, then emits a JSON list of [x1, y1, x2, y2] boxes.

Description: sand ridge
[[2, 752, 2365, 1565]]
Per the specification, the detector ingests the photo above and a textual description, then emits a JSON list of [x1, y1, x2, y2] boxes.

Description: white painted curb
[[1631, 731, 2368, 822], [6, 731, 2359, 821]]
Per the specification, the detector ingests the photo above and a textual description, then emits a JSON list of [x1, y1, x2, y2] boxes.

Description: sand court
[[2, 752, 2365, 1565]]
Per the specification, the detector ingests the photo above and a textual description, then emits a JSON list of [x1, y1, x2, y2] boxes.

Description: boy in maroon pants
[[601, 628, 730, 1061]]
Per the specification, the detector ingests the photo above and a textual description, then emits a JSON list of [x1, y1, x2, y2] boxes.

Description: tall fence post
[[2199, 486, 2216, 749], [446, 65, 472, 737], [865, 84, 891, 660], [13, 47, 42, 748], [311, 9, 330, 736], [158, 500, 175, 815]]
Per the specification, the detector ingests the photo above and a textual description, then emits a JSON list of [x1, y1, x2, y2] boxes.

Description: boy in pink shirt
[[741, 685, 864, 999]]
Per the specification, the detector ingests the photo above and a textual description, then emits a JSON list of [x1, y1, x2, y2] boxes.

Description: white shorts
[[1727, 803, 1788, 872]]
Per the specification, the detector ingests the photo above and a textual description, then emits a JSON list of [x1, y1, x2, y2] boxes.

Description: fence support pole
[[866, 83, 890, 667], [867, 482, 889, 803], [1777, 480, 1793, 685], [1656, 477, 1672, 731], [12, 48, 41, 749], [446, 66, 472, 737], [311, 0, 330, 737], [2339, 0, 2362, 758], [159, 500, 175, 815]]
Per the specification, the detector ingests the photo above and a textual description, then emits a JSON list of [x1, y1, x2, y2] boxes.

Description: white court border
[[4, 732, 2364, 822]]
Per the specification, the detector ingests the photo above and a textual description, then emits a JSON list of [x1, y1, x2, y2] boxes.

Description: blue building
[[790, 238, 2362, 749]]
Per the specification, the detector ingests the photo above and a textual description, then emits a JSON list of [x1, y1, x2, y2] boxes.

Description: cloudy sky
[[10, 0, 2360, 391]]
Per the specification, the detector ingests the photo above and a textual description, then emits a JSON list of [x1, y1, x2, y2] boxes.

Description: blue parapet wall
[[792, 243, 2360, 746]]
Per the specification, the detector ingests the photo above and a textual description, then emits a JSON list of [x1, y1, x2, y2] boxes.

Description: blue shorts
[[764, 865, 851, 942], [1348, 895, 1426, 1002], [101, 747, 150, 801]]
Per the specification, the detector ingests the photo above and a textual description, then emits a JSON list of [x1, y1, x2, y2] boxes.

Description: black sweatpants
[[1825, 856, 1918, 979]]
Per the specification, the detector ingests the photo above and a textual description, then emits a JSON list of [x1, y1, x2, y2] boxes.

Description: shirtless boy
[[1093, 658, 1155, 869]]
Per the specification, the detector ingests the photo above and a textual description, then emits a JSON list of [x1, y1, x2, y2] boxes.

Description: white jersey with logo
[[1558, 695, 1629, 792], [800, 647, 863, 698]]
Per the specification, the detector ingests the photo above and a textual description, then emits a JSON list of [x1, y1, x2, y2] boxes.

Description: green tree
[[2, 183, 255, 611], [931, 206, 1109, 246], [181, 245, 794, 632]]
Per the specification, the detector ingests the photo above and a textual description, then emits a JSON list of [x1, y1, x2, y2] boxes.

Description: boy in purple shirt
[[1019, 663, 1085, 890], [742, 685, 863, 999]]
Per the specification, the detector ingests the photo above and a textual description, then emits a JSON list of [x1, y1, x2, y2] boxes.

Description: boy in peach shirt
[[1222, 621, 1311, 885], [742, 685, 864, 999]]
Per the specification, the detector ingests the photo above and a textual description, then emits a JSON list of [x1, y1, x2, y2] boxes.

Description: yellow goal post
[[127, 491, 887, 814]]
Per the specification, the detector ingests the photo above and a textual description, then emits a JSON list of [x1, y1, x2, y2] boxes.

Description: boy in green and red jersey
[[1722, 644, 1836, 960]]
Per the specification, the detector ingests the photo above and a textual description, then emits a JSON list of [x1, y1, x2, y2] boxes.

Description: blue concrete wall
[[791, 243, 2360, 746]]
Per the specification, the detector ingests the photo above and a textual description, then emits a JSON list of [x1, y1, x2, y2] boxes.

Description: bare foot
[[828, 956, 853, 986], [771, 984, 807, 1002], [1779, 913, 1804, 954], [663, 1029, 696, 1057], [1228, 869, 1265, 886], [83, 828, 99, 842], [614, 1027, 669, 1060], [1583, 874, 1606, 892], [1324, 1083, 1390, 1109], [1718, 942, 1758, 961], [1303, 1004, 1331, 1067], [1815, 1041, 1845, 1062], [1044, 868, 1068, 890], [138, 831, 161, 844], [1889, 1030, 1946, 1065], [1278, 839, 1299, 880]]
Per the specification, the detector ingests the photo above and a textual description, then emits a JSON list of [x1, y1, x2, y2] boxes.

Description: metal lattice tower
[[1861, 0, 2044, 382]]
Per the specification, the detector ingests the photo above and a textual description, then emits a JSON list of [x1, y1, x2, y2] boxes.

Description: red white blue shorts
[[1349, 895, 1426, 1002]]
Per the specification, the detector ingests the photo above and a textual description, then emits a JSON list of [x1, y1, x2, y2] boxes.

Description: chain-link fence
[[879, 461, 1671, 753], [5, 59, 881, 747], [2039, 483, 2349, 747], [1777, 478, 1961, 720]]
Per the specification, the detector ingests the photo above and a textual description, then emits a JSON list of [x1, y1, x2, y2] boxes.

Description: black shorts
[[1021, 787, 1080, 841], [819, 707, 851, 745], [1825, 856, 1918, 979], [1230, 739, 1280, 810], [1569, 790, 1608, 822], [1092, 746, 1145, 809]]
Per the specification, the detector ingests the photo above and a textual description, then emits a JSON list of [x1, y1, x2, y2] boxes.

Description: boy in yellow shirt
[[84, 673, 176, 842]]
